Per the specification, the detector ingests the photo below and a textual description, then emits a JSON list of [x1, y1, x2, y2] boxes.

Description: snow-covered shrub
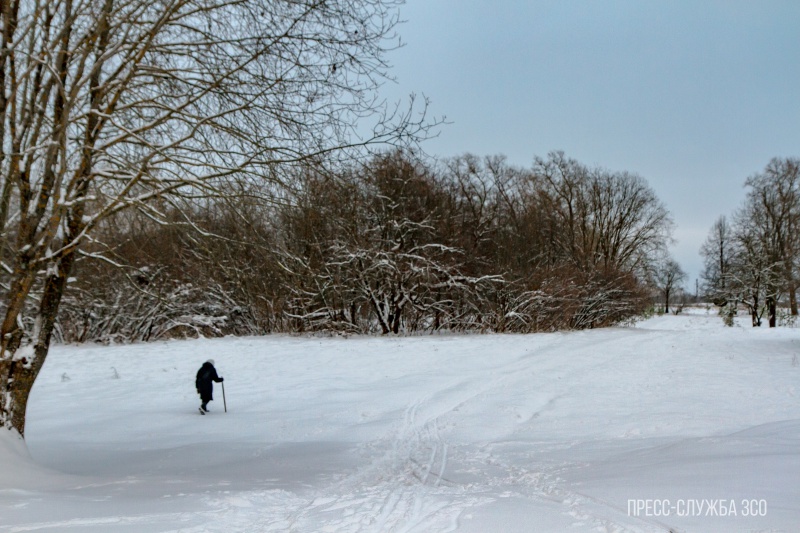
[[56, 268, 258, 343], [499, 268, 649, 332]]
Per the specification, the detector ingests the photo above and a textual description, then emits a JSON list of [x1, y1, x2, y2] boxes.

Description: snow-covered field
[[2, 309, 800, 532]]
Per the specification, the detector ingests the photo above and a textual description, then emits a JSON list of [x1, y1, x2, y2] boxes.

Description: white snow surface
[[2, 309, 800, 532]]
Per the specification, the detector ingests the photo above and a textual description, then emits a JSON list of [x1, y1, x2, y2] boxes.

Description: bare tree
[[702, 158, 800, 327], [440, 154, 503, 273], [744, 158, 800, 318], [531, 152, 672, 275], [700, 215, 733, 306], [727, 202, 783, 327], [0, 0, 432, 437], [281, 152, 498, 334], [652, 256, 687, 314]]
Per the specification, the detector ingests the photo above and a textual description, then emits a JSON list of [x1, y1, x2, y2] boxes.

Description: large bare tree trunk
[[0, 251, 74, 435], [0, 353, 45, 436], [767, 296, 777, 328]]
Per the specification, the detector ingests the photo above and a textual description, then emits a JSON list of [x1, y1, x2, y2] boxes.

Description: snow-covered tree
[[652, 256, 687, 314], [700, 216, 733, 306], [743, 158, 800, 320], [282, 152, 498, 334], [701, 158, 800, 327]]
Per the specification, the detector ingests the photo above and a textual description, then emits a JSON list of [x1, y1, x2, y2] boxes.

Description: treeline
[[54, 151, 674, 341], [701, 157, 800, 327]]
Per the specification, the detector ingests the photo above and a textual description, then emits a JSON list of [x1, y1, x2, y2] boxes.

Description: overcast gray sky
[[380, 0, 800, 289]]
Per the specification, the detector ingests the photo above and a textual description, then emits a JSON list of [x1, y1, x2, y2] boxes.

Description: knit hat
[[206, 359, 215, 366]]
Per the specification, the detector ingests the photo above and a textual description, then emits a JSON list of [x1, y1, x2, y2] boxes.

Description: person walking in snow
[[196, 359, 223, 414]]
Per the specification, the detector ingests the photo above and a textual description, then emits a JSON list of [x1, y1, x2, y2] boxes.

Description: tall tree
[[531, 152, 672, 275], [282, 151, 495, 334], [653, 256, 687, 314], [744, 158, 800, 319], [727, 202, 782, 328], [700, 215, 733, 306]]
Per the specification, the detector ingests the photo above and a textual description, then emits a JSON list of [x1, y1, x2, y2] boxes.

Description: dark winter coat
[[195, 362, 223, 402]]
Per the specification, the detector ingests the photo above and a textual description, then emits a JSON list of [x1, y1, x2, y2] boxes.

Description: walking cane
[[222, 381, 227, 413]]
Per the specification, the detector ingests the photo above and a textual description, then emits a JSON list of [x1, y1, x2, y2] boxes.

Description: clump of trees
[[700, 158, 800, 327], [57, 150, 674, 339]]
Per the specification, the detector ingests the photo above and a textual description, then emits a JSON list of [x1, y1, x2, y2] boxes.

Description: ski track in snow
[[205, 330, 675, 533], [278, 380, 500, 532], [3, 311, 800, 532]]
